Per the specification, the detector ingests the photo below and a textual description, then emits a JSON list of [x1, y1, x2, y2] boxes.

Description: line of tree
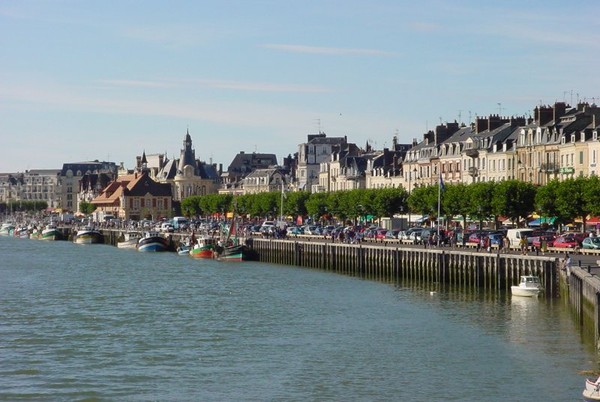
[[177, 177, 600, 230], [0, 200, 48, 213]]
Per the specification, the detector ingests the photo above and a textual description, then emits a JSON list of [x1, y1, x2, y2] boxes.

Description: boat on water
[[583, 377, 600, 401], [40, 224, 63, 241], [0, 222, 15, 236], [137, 231, 169, 252], [215, 218, 256, 261], [117, 232, 142, 249], [177, 243, 191, 255], [189, 234, 216, 258], [14, 226, 30, 239], [511, 275, 544, 297], [73, 226, 104, 244]]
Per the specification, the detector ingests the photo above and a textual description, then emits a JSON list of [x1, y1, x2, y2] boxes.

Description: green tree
[[492, 180, 535, 227], [408, 185, 438, 225], [441, 182, 470, 228], [79, 201, 96, 215], [556, 177, 587, 229], [468, 181, 496, 229], [535, 179, 562, 224], [181, 196, 201, 217]]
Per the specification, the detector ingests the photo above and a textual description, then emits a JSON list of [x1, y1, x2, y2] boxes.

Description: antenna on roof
[[458, 110, 462, 124], [497, 102, 503, 115]]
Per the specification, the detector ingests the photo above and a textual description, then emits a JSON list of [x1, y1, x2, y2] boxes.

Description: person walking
[[519, 235, 528, 255]]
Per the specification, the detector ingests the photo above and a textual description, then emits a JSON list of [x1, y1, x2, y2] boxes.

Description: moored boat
[[73, 226, 104, 244], [137, 231, 169, 252], [14, 226, 30, 239], [583, 377, 600, 401], [511, 275, 543, 297], [189, 235, 216, 259], [117, 231, 142, 249], [0, 222, 15, 236], [40, 224, 63, 241]]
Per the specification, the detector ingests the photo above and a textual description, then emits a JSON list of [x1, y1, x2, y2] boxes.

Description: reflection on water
[[0, 236, 597, 401]]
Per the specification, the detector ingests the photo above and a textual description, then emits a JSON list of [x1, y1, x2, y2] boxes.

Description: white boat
[[583, 377, 600, 401], [511, 275, 543, 297], [0, 222, 15, 236], [73, 226, 104, 244], [117, 232, 142, 249], [40, 224, 63, 241]]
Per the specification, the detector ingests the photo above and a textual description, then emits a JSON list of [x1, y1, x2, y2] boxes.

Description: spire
[[141, 150, 148, 165]]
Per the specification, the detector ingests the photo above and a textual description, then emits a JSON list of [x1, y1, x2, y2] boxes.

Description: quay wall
[[250, 238, 560, 297]]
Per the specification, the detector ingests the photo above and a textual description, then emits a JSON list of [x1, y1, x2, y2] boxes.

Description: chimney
[[553, 102, 567, 123]]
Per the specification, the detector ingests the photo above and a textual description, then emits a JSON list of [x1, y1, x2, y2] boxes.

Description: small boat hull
[[137, 234, 169, 252], [511, 275, 543, 297], [73, 230, 103, 244], [190, 236, 216, 259], [40, 229, 62, 241]]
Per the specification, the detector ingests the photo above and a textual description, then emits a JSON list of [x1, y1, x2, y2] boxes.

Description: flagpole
[[437, 173, 442, 246]]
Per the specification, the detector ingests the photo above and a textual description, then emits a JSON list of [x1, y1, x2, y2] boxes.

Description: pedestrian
[[519, 236, 528, 255]]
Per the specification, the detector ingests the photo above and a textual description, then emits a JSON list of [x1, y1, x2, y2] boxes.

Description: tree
[[467, 181, 495, 229], [79, 201, 96, 215], [556, 177, 587, 229], [181, 196, 201, 217], [493, 180, 535, 227], [373, 187, 406, 219], [408, 185, 438, 225], [442, 182, 470, 229]]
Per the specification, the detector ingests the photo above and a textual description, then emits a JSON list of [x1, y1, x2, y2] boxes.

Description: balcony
[[468, 167, 479, 177], [465, 148, 479, 158], [539, 163, 560, 173]]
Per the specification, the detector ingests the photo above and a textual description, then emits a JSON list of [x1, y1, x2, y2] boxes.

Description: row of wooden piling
[[251, 238, 560, 297]]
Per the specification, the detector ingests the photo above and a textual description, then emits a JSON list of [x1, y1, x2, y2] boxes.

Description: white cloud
[[262, 44, 396, 57]]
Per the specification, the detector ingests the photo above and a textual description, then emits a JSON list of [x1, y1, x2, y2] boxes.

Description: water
[[0, 235, 597, 401]]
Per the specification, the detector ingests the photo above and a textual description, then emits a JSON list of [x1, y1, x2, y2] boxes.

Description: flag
[[439, 173, 445, 192]]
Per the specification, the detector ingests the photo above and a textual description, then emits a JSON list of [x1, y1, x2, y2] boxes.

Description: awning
[[414, 215, 429, 223], [587, 216, 600, 225], [528, 216, 557, 226]]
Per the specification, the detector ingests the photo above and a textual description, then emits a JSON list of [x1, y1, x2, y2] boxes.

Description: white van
[[506, 228, 535, 247]]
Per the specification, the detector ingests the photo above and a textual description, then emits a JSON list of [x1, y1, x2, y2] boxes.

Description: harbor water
[[0, 235, 597, 401]]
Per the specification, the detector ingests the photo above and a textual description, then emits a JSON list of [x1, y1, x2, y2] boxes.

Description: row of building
[[1, 101, 599, 221]]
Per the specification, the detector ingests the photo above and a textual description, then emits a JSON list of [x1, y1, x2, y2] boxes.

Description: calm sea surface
[[0, 235, 597, 401]]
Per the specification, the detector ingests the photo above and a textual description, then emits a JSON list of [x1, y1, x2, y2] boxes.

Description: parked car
[[582, 237, 600, 250], [553, 234, 581, 249], [375, 229, 388, 239], [385, 229, 400, 239], [531, 234, 556, 249]]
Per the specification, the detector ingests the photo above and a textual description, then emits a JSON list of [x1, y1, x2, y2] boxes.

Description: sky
[[1, 0, 599, 173]]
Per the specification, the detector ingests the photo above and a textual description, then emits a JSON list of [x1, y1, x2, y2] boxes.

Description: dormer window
[[571, 134, 576, 143], [561, 136, 566, 145], [594, 131, 598, 141]]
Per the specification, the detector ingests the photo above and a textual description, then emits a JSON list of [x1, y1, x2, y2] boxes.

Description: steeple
[[178, 129, 196, 174]]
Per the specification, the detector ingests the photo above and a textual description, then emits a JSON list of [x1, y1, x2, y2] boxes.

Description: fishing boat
[[216, 217, 256, 261], [14, 226, 30, 239], [583, 377, 600, 401], [189, 234, 216, 258], [40, 224, 63, 241], [117, 231, 142, 249], [137, 231, 169, 252], [0, 222, 15, 236], [73, 226, 104, 244], [511, 275, 544, 297]]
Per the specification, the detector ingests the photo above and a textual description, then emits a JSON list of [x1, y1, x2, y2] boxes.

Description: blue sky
[[1, 0, 598, 173]]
